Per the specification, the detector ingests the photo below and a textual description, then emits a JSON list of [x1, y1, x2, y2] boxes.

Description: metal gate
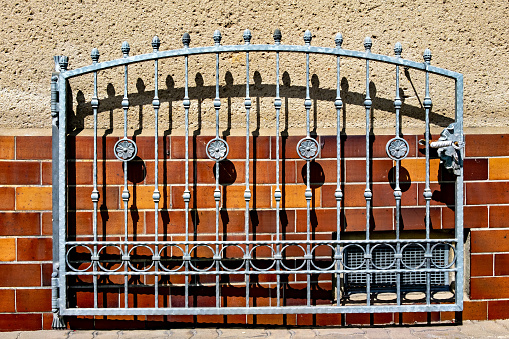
[[50, 29, 464, 328]]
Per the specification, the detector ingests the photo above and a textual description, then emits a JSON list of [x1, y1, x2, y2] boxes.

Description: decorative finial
[[182, 33, 190, 48], [364, 37, 372, 52], [59, 56, 68, 71], [335, 33, 343, 48], [394, 42, 402, 57], [91, 48, 100, 63], [213, 30, 222, 46], [423, 48, 432, 64], [304, 30, 312, 45], [152, 36, 160, 52], [243, 29, 252, 44], [121, 41, 130, 57], [273, 29, 282, 45]]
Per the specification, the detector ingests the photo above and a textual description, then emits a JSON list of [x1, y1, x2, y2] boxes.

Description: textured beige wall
[[0, 0, 508, 135]]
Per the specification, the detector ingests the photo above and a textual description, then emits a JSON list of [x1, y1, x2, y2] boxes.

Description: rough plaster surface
[[0, 0, 508, 135]]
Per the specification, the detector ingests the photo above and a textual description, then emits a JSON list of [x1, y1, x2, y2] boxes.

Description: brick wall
[[0, 133, 508, 330]]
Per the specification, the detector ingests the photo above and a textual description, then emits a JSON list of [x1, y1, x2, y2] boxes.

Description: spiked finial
[[273, 29, 282, 45], [394, 42, 402, 57], [182, 33, 190, 48], [121, 41, 130, 57], [213, 30, 222, 46], [364, 37, 372, 52], [423, 48, 432, 63], [59, 56, 68, 71], [91, 48, 100, 63], [243, 29, 252, 44], [152, 36, 161, 51], [335, 33, 343, 48], [304, 30, 312, 45]]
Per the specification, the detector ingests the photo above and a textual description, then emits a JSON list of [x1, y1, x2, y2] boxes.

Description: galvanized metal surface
[[51, 30, 464, 326]]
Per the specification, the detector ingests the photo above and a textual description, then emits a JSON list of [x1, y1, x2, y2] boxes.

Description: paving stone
[[411, 326, 467, 339], [314, 327, 365, 337], [386, 327, 420, 339], [167, 329, 194, 339], [68, 330, 98, 339], [364, 328, 391, 339], [119, 330, 170, 338], [459, 321, 495, 338], [478, 320, 509, 337], [288, 329, 318, 339], [0, 332, 20, 339], [20, 331, 70, 339], [219, 329, 269, 338]]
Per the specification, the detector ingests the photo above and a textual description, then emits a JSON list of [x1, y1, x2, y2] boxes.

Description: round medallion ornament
[[206, 138, 229, 161], [114, 138, 137, 161], [386, 137, 409, 160], [296, 137, 320, 160]]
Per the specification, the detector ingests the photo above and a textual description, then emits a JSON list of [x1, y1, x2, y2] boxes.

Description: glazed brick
[[223, 185, 273, 209], [442, 205, 487, 229], [120, 185, 170, 210], [0, 289, 15, 312], [0, 313, 42, 331], [322, 184, 417, 208], [489, 158, 509, 180], [470, 254, 493, 277], [41, 212, 52, 235], [171, 185, 216, 209], [489, 206, 509, 228], [0, 213, 40, 236], [16, 136, 52, 159], [400, 207, 441, 230], [270, 136, 302, 159], [16, 186, 52, 211], [400, 158, 440, 182], [463, 158, 488, 181], [227, 136, 271, 159], [16, 288, 52, 312], [272, 185, 319, 209], [343, 208, 394, 232], [70, 186, 119, 210], [471, 230, 509, 253], [0, 161, 40, 185], [0, 238, 16, 261], [296, 209, 336, 233], [465, 134, 509, 157], [494, 253, 509, 276], [17, 238, 52, 261], [0, 136, 14, 159], [42, 263, 52, 286], [345, 159, 395, 183], [170, 135, 213, 159], [0, 187, 15, 210], [467, 182, 509, 205], [470, 277, 509, 299], [72, 210, 146, 236], [417, 182, 456, 206], [488, 300, 509, 320], [320, 135, 417, 159], [0, 264, 41, 287], [463, 300, 487, 321]]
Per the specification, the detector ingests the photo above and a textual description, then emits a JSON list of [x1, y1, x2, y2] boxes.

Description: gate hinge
[[419, 123, 464, 176]]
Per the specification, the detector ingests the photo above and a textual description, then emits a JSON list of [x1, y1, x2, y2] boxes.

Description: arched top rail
[[61, 44, 462, 80]]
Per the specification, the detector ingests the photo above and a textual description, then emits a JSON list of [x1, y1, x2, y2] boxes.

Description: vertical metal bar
[[214, 36, 222, 309], [394, 43, 402, 306], [243, 29, 252, 308], [334, 33, 344, 306], [151, 36, 161, 308], [273, 29, 282, 307], [303, 30, 312, 307], [90, 49, 100, 309], [455, 75, 464, 309], [182, 33, 191, 308], [423, 49, 433, 306], [363, 37, 373, 306]]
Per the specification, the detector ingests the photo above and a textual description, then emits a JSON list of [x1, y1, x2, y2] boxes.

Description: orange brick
[[224, 185, 272, 209], [16, 186, 52, 211], [272, 185, 320, 208], [463, 300, 487, 321], [16, 136, 52, 159], [489, 158, 509, 180], [0, 290, 15, 312], [344, 208, 394, 232], [471, 277, 509, 299], [400, 158, 440, 182], [0, 187, 15, 210], [17, 238, 52, 261], [0, 136, 14, 159], [0, 213, 40, 236], [121, 185, 170, 210], [16, 289, 51, 312], [171, 185, 216, 209], [471, 254, 493, 277], [489, 206, 509, 228], [471, 230, 509, 253], [0, 238, 15, 261], [70, 186, 119, 210], [0, 264, 41, 287]]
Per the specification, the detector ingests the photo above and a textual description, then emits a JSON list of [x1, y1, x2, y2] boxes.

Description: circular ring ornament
[[386, 137, 409, 160], [431, 242, 456, 269], [97, 245, 124, 272], [341, 244, 366, 270], [127, 245, 155, 272], [114, 138, 137, 161], [370, 244, 397, 270], [280, 244, 307, 271], [66, 245, 93, 272], [219, 245, 245, 271], [188, 245, 216, 272], [296, 137, 320, 160], [400, 243, 427, 269], [158, 245, 185, 272], [249, 245, 276, 271], [310, 244, 336, 270], [206, 138, 229, 161]]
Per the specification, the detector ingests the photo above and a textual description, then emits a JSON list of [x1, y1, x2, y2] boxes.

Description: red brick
[[170, 135, 214, 159], [443, 205, 487, 229], [70, 186, 119, 211], [417, 182, 456, 206], [488, 300, 509, 320], [42, 263, 52, 287], [0, 290, 15, 312], [0, 313, 42, 331], [43, 312, 54, 330], [17, 238, 52, 261], [346, 313, 370, 325], [471, 254, 493, 277], [228, 136, 271, 159], [346, 159, 395, 183], [462, 300, 488, 321], [471, 230, 509, 253], [172, 185, 216, 209], [69, 136, 115, 160], [0, 161, 40, 185], [16, 289, 52, 312], [343, 208, 394, 232], [42, 212, 52, 235], [471, 277, 509, 299], [0, 213, 40, 236], [225, 185, 272, 209], [494, 253, 509, 276], [321, 135, 416, 159], [16, 136, 52, 159], [296, 209, 337, 233], [463, 158, 488, 181], [400, 207, 441, 230], [489, 206, 509, 228], [0, 187, 15, 210], [71, 210, 145, 237], [0, 136, 14, 159], [0, 264, 41, 287], [271, 136, 302, 159], [467, 182, 509, 205], [465, 134, 509, 157]]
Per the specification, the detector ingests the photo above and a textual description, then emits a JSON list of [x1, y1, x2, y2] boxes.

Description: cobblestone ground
[[0, 320, 508, 339]]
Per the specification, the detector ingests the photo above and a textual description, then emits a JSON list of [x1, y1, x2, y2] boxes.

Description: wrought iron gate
[[51, 29, 464, 327]]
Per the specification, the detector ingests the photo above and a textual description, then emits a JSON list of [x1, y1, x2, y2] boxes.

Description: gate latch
[[419, 123, 464, 176]]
